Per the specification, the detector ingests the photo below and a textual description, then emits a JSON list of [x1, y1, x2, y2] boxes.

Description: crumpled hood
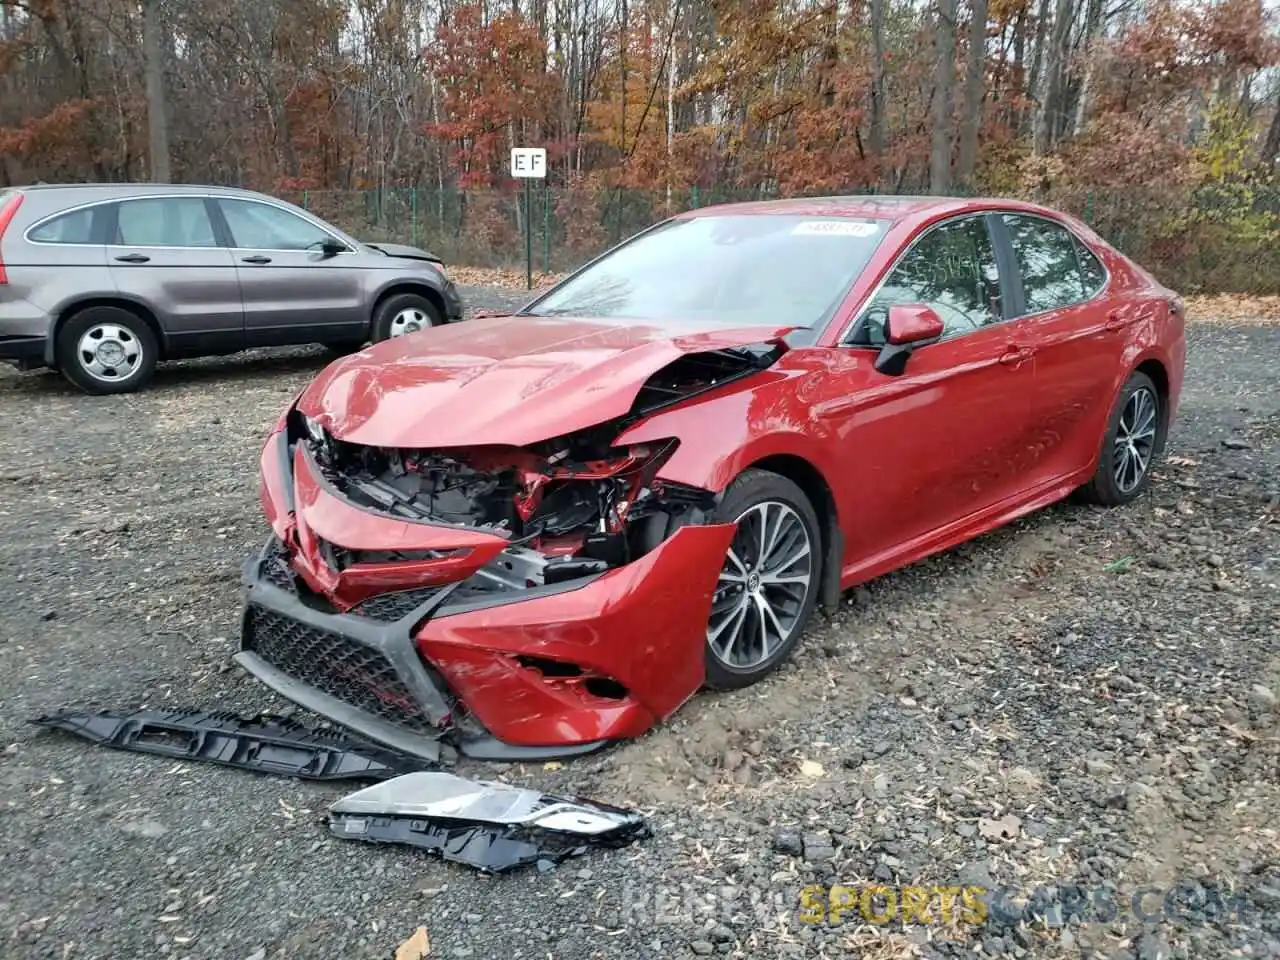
[[297, 314, 795, 448]]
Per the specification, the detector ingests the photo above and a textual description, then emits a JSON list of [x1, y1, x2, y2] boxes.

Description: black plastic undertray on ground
[[31, 708, 432, 781]]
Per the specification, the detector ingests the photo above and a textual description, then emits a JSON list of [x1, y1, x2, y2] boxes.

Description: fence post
[[543, 184, 550, 274], [691, 185, 700, 209], [411, 188, 418, 248], [302, 189, 309, 211]]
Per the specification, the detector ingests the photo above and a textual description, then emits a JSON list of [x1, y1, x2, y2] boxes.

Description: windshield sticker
[[791, 221, 880, 237]]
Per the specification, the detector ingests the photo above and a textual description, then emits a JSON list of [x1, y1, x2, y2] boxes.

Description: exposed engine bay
[[294, 343, 783, 592]]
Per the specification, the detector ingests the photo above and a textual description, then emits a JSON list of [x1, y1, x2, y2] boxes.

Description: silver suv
[[0, 184, 464, 394]]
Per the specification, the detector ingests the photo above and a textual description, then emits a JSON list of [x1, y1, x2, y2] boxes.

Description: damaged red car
[[238, 196, 1186, 762]]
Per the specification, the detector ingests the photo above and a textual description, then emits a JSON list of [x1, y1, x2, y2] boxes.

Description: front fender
[[614, 383, 840, 494]]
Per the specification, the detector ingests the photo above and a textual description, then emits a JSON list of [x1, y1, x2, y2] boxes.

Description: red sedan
[[239, 196, 1185, 762]]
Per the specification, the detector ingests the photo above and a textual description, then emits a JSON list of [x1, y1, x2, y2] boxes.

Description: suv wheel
[[371, 293, 442, 342], [56, 306, 158, 395]]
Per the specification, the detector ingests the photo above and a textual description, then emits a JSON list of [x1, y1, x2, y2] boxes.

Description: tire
[[704, 469, 824, 690], [1079, 370, 1163, 506], [55, 305, 158, 395], [370, 293, 442, 343]]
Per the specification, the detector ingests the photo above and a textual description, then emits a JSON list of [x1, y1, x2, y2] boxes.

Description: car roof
[[678, 195, 1059, 224], [12, 183, 268, 200]]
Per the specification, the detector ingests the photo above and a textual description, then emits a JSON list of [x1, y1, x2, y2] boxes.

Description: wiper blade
[[31, 709, 431, 782]]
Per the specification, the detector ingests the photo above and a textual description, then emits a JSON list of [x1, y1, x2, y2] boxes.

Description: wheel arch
[[371, 281, 447, 328], [1131, 354, 1171, 454], [48, 297, 167, 368], [740, 452, 843, 615]]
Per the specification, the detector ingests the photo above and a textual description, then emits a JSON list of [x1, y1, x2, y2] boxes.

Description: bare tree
[[1033, 0, 1075, 155], [141, 0, 170, 181], [869, 0, 886, 157], [929, 0, 957, 194], [955, 0, 986, 187]]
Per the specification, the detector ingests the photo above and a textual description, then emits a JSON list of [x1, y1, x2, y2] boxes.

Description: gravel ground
[[0, 287, 1276, 960]]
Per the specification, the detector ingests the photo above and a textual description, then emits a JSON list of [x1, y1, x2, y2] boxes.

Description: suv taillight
[[0, 192, 24, 285]]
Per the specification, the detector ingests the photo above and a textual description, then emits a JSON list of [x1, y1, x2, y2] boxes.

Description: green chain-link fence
[[279, 183, 1280, 294]]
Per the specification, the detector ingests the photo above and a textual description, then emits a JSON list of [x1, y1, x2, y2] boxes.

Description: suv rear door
[[211, 197, 367, 347], [105, 196, 244, 357]]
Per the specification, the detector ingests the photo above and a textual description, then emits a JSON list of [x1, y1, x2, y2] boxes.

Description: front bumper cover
[[236, 539, 616, 762]]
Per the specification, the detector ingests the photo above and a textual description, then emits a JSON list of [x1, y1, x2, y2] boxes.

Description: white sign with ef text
[[510, 147, 547, 179]]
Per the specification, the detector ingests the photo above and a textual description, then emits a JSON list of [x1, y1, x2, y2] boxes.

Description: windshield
[[524, 214, 889, 327]]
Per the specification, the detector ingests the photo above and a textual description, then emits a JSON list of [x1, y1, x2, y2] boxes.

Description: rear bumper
[[237, 517, 732, 759]]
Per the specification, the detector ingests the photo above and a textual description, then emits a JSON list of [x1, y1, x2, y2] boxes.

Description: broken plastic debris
[[31, 709, 431, 781], [328, 771, 650, 873]]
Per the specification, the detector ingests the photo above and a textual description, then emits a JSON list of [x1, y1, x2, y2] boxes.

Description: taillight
[[0, 192, 24, 285]]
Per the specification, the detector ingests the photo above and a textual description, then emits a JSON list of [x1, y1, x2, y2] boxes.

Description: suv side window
[[853, 216, 1002, 345], [115, 197, 218, 247], [217, 199, 340, 251], [29, 207, 97, 244], [1001, 214, 1089, 314]]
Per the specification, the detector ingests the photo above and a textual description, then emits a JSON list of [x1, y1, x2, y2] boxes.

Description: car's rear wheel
[[371, 293, 442, 343], [56, 306, 158, 395], [1080, 370, 1163, 506], [704, 469, 823, 690]]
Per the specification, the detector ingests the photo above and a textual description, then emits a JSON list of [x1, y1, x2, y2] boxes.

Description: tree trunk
[[929, 0, 957, 194], [1260, 96, 1280, 167], [1032, 0, 1074, 156], [1070, 0, 1102, 136], [956, 0, 987, 187], [142, 0, 171, 182], [869, 0, 886, 157], [1025, 0, 1050, 136]]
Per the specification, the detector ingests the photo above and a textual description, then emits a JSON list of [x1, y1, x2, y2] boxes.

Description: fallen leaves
[[450, 266, 563, 290], [395, 926, 431, 960], [1183, 295, 1280, 325]]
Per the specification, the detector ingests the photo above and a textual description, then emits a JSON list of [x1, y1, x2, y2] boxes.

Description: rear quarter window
[[28, 207, 98, 244], [1075, 239, 1107, 296]]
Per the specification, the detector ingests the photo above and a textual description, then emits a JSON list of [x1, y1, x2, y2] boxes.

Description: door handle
[[113, 253, 150, 263], [999, 346, 1033, 366], [241, 255, 272, 265]]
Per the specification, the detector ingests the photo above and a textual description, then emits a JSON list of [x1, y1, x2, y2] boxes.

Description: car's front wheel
[[704, 469, 823, 690], [371, 293, 442, 343], [56, 306, 158, 395]]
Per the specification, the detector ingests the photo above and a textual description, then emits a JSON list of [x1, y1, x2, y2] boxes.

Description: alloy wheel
[[77, 323, 143, 384], [388, 307, 429, 337], [707, 500, 814, 670], [1113, 386, 1158, 494]]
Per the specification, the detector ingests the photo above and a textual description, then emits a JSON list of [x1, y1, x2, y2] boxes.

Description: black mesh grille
[[243, 604, 436, 733], [261, 554, 297, 592], [350, 587, 444, 622]]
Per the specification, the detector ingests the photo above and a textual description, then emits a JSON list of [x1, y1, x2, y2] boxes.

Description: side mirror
[[319, 239, 348, 258], [875, 304, 944, 375]]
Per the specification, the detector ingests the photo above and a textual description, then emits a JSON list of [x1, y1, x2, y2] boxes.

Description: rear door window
[[1001, 214, 1089, 314], [29, 207, 98, 244], [114, 197, 219, 248]]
